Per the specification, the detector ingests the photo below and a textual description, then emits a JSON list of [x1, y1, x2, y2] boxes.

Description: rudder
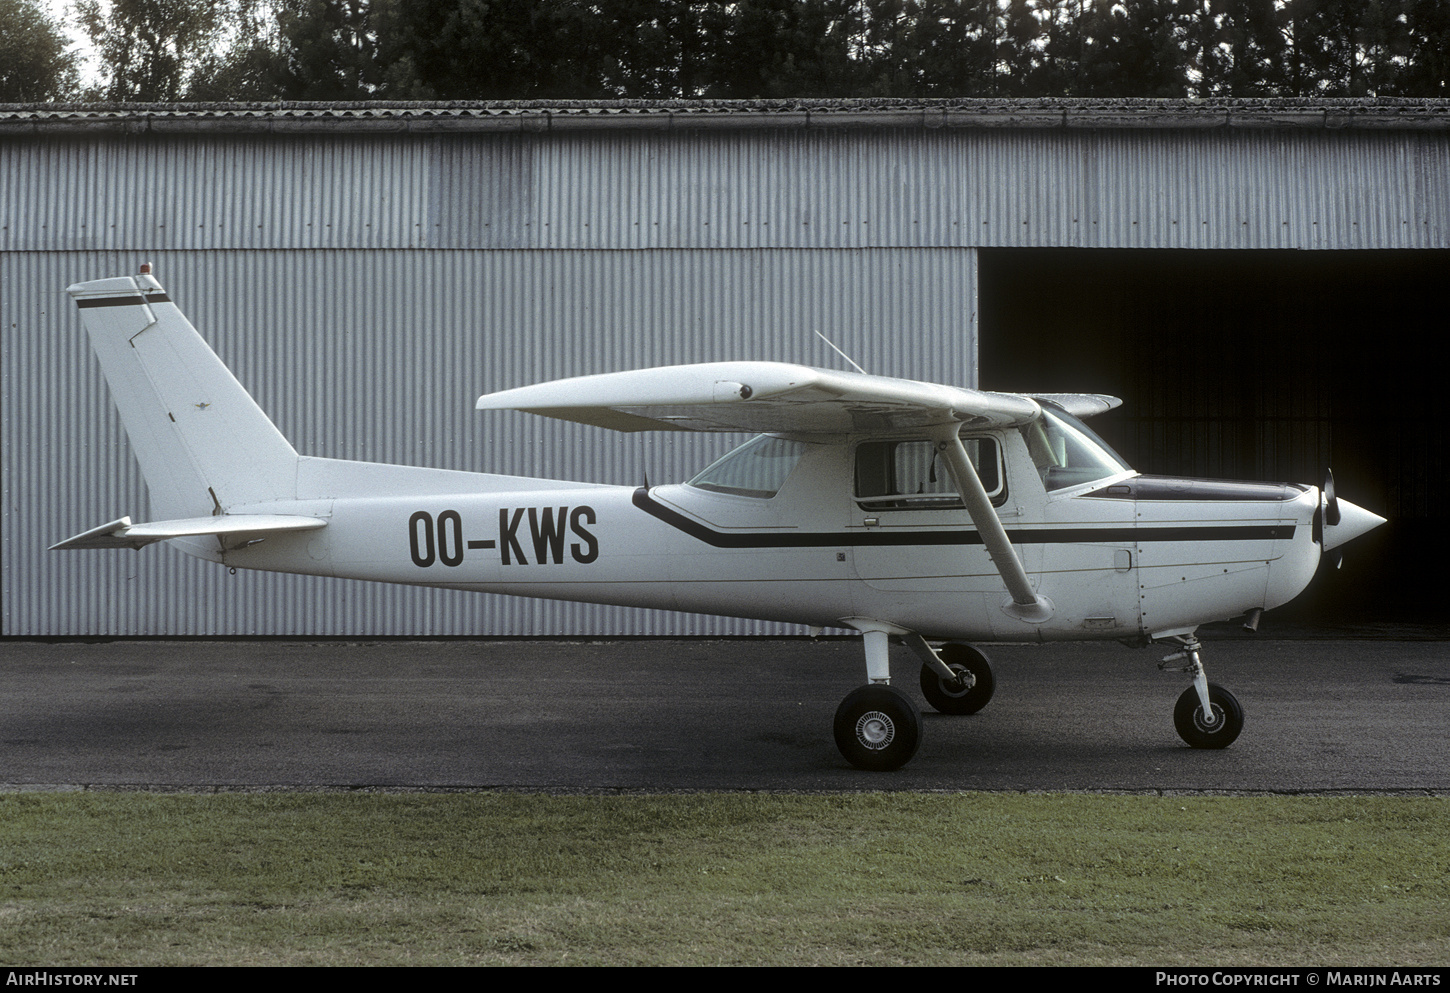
[[67, 270, 298, 520]]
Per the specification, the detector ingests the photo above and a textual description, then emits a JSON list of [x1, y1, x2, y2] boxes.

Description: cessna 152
[[54, 269, 1385, 771]]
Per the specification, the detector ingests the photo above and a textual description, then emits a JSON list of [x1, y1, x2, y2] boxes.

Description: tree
[[592, 0, 719, 98], [1033, 0, 1087, 96], [63, 0, 1450, 105], [1394, 0, 1450, 95], [189, 0, 380, 101], [995, 0, 1046, 96], [1184, 0, 1289, 96], [0, 0, 81, 101], [1076, 0, 1189, 97], [856, 0, 1003, 96], [1280, 0, 1406, 96], [185, 1, 298, 100], [76, 0, 234, 101], [372, 0, 615, 99], [270, 0, 378, 99], [698, 0, 865, 98]]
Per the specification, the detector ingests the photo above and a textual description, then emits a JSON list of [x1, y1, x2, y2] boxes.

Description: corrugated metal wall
[[4, 128, 1446, 253], [3, 247, 975, 635], [4, 120, 1447, 635]]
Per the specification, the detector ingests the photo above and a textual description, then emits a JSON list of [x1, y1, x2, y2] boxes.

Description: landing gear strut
[[833, 622, 923, 771], [918, 642, 996, 716], [1158, 635, 1244, 748]]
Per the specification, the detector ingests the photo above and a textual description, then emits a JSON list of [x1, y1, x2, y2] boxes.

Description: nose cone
[[1322, 498, 1386, 552]]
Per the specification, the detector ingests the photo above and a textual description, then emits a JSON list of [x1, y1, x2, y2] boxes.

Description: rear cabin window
[[854, 437, 1003, 509], [688, 435, 808, 499]]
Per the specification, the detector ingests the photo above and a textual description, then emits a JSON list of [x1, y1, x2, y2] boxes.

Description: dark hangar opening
[[978, 248, 1449, 629]]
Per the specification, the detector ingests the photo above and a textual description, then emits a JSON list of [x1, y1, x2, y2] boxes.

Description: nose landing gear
[[1158, 634, 1244, 748]]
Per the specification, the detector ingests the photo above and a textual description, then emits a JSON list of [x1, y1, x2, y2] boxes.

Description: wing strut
[[932, 424, 1053, 623]]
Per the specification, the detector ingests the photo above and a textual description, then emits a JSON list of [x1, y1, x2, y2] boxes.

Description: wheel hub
[[940, 664, 973, 697], [855, 710, 895, 750], [1193, 704, 1224, 733]]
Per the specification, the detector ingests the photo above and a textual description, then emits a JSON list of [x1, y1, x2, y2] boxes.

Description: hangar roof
[[2, 98, 1448, 136]]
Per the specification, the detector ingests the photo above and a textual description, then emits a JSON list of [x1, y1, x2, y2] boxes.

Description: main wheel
[[1173, 683, 1244, 748], [833, 684, 922, 771], [919, 643, 996, 715]]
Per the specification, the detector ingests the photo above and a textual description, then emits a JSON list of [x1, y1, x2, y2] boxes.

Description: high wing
[[476, 362, 1045, 435], [477, 362, 1099, 623]]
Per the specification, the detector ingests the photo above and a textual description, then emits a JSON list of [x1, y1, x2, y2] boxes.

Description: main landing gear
[[833, 628, 1243, 769], [833, 627, 996, 771], [919, 642, 995, 716], [1158, 634, 1244, 748], [833, 684, 922, 772]]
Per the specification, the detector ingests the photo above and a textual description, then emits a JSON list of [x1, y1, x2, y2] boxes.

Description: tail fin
[[67, 270, 298, 520]]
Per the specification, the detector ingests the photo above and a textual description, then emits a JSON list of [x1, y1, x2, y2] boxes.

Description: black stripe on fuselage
[[631, 488, 1294, 549], [75, 293, 172, 309]]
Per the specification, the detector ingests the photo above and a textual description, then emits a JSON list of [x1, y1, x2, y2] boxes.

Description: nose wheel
[[1159, 635, 1244, 748], [1173, 683, 1243, 748]]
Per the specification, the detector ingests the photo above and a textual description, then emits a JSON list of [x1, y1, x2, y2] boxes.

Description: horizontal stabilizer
[[478, 362, 1041, 435], [51, 515, 327, 551]]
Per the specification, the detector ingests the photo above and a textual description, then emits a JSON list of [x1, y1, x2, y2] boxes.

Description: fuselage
[[215, 424, 1330, 643]]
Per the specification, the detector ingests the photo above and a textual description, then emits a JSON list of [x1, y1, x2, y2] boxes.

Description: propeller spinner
[[1315, 468, 1385, 567]]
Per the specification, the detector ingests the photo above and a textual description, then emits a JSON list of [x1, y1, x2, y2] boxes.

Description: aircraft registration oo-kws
[[55, 267, 1386, 771]]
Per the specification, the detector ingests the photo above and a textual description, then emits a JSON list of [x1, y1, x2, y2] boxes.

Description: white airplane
[[54, 268, 1386, 771]]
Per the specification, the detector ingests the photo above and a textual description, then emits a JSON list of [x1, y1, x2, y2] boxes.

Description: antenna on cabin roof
[[813, 330, 868, 376]]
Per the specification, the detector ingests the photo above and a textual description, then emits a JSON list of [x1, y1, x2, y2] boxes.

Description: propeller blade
[[1324, 469, 1341, 527]]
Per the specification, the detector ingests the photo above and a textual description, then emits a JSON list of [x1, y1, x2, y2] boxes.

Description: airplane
[[52, 267, 1386, 771]]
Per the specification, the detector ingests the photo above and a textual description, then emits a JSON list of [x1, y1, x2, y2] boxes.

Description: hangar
[[2, 98, 1444, 636]]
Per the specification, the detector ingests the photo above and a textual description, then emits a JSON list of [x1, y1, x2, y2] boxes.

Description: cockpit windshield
[[1020, 405, 1131, 491], [687, 435, 808, 499]]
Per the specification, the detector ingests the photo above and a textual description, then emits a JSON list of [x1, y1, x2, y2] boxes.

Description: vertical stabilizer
[[67, 271, 298, 520]]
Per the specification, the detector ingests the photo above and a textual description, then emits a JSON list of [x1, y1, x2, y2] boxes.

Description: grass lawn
[[1, 792, 1446, 966]]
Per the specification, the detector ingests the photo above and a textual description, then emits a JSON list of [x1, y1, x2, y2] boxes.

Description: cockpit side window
[[854, 436, 1004, 509], [688, 435, 808, 499]]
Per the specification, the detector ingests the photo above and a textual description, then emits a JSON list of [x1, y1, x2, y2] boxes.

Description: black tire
[[1173, 683, 1244, 748], [833, 684, 923, 771], [919, 643, 996, 715]]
